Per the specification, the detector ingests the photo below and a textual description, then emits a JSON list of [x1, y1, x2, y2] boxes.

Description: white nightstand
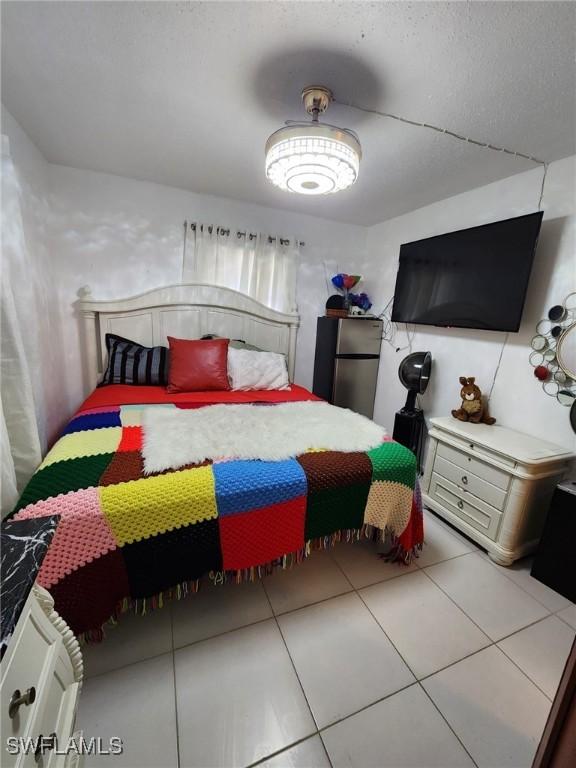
[[422, 417, 575, 565], [1, 585, 83, 767]]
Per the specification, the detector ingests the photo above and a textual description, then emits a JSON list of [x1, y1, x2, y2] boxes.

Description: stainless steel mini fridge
[[312, 316, 383, 418]]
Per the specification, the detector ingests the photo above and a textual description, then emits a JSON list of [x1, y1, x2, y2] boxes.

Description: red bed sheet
[[78, 383, 321, 413]]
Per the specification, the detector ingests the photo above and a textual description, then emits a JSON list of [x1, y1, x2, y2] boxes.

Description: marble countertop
[[1, 515, 59, 659]]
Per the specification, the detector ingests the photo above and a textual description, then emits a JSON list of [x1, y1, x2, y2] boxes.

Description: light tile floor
[[77, 509, 575, 768]]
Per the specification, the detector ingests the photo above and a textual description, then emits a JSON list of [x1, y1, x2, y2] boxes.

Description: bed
[[9, 284, 423, 640]]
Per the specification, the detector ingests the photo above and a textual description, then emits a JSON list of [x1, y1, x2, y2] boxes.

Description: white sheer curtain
[[1, 136, 43, 516], [183, 224, 299, 313]]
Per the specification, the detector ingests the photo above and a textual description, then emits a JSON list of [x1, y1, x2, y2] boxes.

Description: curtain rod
[[187, 221, 305, 247]]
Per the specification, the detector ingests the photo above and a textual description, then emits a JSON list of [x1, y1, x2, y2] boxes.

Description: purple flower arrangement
[[331, 274, 372, 313]]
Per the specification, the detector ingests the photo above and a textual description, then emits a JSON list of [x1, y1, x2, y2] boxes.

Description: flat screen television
[[391, 211, 543, 332]]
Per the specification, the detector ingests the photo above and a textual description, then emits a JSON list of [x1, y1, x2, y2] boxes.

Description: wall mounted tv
[[391, 211, 543, 332]]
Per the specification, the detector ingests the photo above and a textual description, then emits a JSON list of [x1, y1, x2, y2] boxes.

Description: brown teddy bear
[[451, 376, 496, 425]]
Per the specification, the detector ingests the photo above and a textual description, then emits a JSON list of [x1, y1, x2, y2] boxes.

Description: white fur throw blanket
[[141, 402, 386, 473]]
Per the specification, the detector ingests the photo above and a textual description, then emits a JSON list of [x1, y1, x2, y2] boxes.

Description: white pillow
[[227, 346, 290, 391]]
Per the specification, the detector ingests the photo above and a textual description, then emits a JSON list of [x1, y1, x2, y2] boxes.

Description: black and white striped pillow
[[99, 334, 169, 386]]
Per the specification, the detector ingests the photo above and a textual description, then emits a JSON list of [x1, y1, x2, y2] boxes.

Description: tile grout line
[[422, 507, 571, 616], [420, 559, 550, 643], [353, 578, 480, 768], [414, 549, 474, 569], [417, 563, 569, 694], [432, 513, 569, 621], [314, 680, 417, 736], [419, 562, 504, 637], [413, 570, 562, 703], [412, 635, 557, 704], [343, 540, 556, 755], [268, 584, 355, 619], [417, 681, 480, 768], [325, 548, 360, 591], [249, 679, 419, 766], [260, 577, 325, 753], [329, 540, 481, 766], [495, 642, 554, 703], [246, 681, 430, 768], [422, 508, 485, 553], [85, 647, 177, 682], [170, 606, 181, 768], [496, 613, 573, 645], [246, 733, 332, 768], [479, 551, 572, 613], [360, 547, 565, 707], [555, 611, 576, 631]]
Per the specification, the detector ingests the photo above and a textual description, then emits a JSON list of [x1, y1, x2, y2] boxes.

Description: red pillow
[[167, 337, 230, 392]]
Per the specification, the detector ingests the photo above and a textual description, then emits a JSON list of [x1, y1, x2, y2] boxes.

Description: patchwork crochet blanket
[[10, 398, 423, 640]]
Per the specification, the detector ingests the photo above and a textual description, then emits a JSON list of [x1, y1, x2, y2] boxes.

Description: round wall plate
[[543, 380, 559, 396], [549, 305, 566, 322], [554, 369, 567, 384], [531, 335, 548, 351], [536, 319, 553, 334], [557, 390, 575, 406], [564, 292, 576, 312], [529, 351, 544, 366]]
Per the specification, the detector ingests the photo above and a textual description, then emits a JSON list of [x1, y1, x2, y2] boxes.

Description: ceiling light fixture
[[265, 86, 361, 195]]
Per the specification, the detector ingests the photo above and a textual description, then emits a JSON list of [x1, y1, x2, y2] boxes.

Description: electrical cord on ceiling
[[333, 98, 548, 167], [537, 163, 548, 211], [345, 100, 551, 411], [338, 100, 550, 411]]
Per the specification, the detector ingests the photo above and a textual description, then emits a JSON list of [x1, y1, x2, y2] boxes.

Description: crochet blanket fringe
[[79, 525, 419, 644]]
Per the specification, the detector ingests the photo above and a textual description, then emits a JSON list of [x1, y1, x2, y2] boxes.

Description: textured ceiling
[[2, 1, 575, 225]]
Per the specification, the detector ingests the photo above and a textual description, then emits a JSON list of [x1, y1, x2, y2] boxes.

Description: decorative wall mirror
[[529, 292, 576, 431]]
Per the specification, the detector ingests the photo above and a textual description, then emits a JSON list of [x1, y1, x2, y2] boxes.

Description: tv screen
[[391, 211, 543, 332]]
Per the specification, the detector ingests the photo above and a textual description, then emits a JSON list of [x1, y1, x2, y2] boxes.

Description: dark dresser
[[531, 479, 576, 602]]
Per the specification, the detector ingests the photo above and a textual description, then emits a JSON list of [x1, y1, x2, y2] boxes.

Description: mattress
[[10, 385, 423, 640]]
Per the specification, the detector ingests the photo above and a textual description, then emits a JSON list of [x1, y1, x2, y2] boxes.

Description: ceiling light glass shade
[[265, 124, 361, 195]]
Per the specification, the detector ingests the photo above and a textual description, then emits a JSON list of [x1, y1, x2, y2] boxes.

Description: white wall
[[47, 163, 367, 414], [363, 156, 576, 452]]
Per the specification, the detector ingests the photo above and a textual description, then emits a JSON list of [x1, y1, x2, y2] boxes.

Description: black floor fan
[[392, 352, 432, 472]]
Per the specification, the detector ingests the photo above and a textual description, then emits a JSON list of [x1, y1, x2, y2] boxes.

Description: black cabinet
[[531, 480, 576, 602]]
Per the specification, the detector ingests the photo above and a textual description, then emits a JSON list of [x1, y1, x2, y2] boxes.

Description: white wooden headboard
[[78, 284, 300, 388]]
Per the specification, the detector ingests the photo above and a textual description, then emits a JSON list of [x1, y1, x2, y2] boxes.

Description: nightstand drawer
[[1, 594, 61, 761], [433, 455, 508, 511], [22, 653, 79, 768], [429, 473, 502, 540], [437, 442, 510, 490]]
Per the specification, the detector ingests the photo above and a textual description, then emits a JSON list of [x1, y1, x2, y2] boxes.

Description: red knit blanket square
[[219, 496, 306, 571]]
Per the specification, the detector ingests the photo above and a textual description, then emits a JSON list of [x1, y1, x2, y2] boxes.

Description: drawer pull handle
[[35, 732, 57, 760], [8, 687, 36, 718], [457, 500, 464, 510], [461, 475, 468, 485]]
